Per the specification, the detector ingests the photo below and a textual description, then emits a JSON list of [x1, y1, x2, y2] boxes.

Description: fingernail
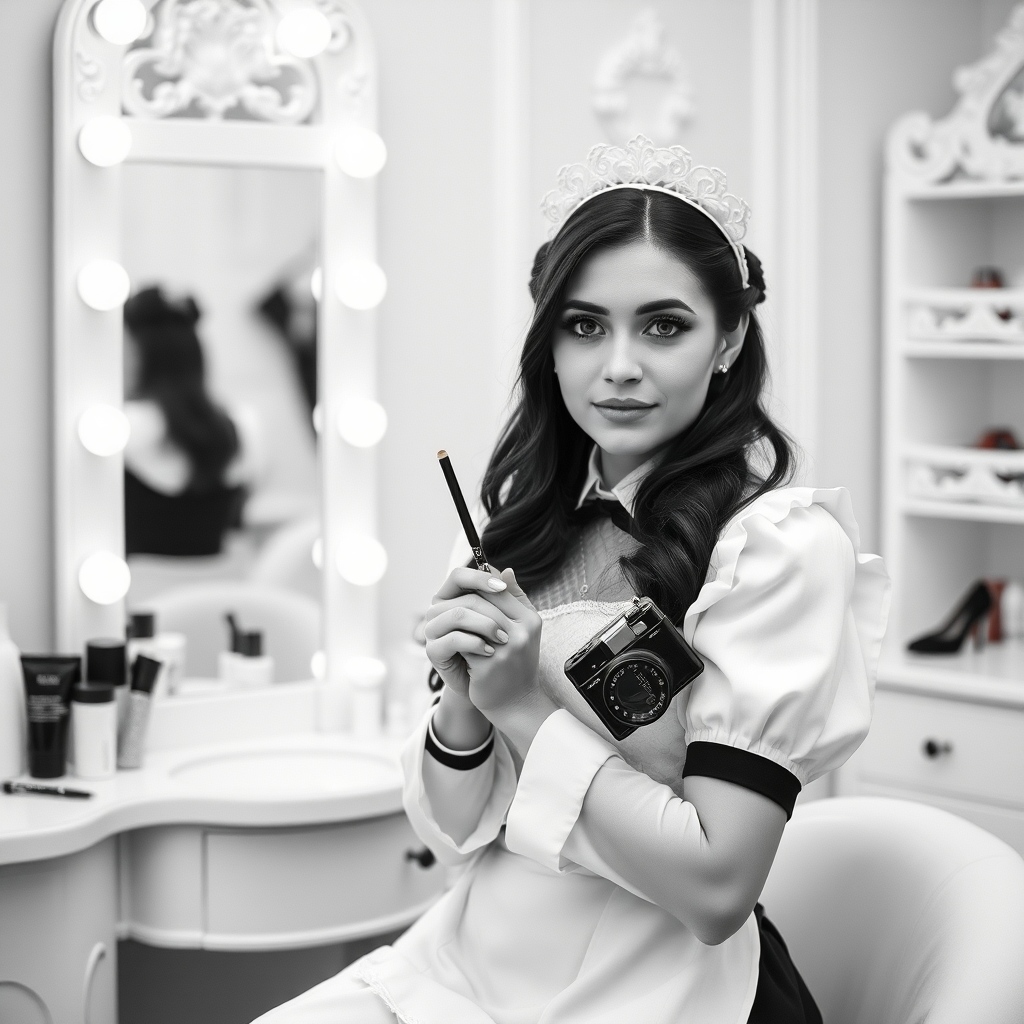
[[483, 645, 495, 655], [496, 629, 509, 644], [487, 579, 507, 591]]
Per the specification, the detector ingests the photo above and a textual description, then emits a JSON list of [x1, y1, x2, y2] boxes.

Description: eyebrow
[[562, 299, 609, 315], [634, 299, 695, 315], [562, 298, 696, 316]]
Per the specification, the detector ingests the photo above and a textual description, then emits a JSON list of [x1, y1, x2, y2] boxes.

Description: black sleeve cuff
[[682, 741, 801, 819], [424, 717, 495, 770]]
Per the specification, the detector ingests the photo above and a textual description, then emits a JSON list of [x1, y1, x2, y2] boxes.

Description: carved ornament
[[592, 9, 694, 147], [889, 2, 1024, 182]]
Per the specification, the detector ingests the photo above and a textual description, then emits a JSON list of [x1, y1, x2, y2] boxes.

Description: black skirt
[[747, 905, 822, 1024]]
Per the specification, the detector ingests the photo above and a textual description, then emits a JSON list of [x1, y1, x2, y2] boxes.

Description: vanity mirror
[[54, 0, 385, 695]]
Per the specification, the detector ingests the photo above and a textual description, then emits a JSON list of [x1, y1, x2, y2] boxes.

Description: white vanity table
[[0, 684, 443, 1024]]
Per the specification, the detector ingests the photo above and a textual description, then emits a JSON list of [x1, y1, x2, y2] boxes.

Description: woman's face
[[551, 239, 743, 486]]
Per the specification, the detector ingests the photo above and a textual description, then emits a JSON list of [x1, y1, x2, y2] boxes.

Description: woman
[[123, 286, 258, 557], [257, 137, 889, 1024]]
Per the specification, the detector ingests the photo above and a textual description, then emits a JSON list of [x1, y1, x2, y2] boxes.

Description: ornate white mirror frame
[[53, 0, 385, 698]]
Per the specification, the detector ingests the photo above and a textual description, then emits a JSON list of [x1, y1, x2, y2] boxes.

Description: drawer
[[854, 689, 1024, 809], [120, 815, 445, 950], [204, 814, 444, 948]]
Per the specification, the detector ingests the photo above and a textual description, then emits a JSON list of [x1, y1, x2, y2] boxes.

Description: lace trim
[[538, 599, 634, 620]]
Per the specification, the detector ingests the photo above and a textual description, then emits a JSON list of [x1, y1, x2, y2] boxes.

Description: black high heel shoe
[[907, 582, 992, 654]]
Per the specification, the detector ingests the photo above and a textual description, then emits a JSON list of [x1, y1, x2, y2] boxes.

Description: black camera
[[563, 597, 704, 741]]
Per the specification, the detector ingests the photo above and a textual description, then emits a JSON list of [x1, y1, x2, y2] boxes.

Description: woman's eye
[[645, 317, 689, 338], [568, 317, 603, 338]]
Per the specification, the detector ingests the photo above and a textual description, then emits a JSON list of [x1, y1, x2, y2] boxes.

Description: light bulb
[[78, 260, 130, 311], [310, 266, 323, 302], [311, 537, 323, 569], [276, 8, 332, 58], [78, 404, 130, 456], [341, 655, 386, 688], [78, 117, 132, 167], [334, 126, 387, 178], [335, 534, 387, 586], [311, 650, 326, 680], [336, 398, 387, 448], [79, 551, 131, 605], [312, 403, 323, 434], [92, 0, 147, 45], [334, 259, 387, 310]]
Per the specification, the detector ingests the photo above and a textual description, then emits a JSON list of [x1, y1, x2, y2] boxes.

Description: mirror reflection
[[120, 163, 322, 684]]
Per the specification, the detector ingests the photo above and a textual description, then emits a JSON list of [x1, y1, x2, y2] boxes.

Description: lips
[[592, 398, 657, 423], [593, 399, 655, 410]]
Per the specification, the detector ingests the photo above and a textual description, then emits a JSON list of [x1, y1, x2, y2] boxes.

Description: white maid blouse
[[352, 485, 889, 1024]]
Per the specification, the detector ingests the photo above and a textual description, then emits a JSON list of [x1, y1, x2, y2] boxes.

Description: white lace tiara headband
[[541, 135, 751, 290]]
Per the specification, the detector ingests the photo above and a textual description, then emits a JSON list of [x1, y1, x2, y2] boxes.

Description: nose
[[602, 332, 643, 384]]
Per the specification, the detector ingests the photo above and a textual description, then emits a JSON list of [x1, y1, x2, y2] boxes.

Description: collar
[[575, 446, 659, 516]]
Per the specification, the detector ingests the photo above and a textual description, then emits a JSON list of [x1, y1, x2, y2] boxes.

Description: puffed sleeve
[[679, 487, 890, 817]]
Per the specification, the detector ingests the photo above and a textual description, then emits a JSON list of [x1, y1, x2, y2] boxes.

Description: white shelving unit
[[840, 5, 1024, 856]]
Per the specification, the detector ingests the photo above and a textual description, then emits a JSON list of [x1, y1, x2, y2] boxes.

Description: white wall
[[0, 0, 63, 650], [1, 0, 1019, 655]]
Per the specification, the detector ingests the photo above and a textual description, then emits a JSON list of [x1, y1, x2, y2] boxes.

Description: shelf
[[904, 444, 1024, 471], [879, 641, 1024, 709], [902, 341, 1024, 360], [903, 287, 1024, 307], [905, 180, 1024, 200], [902, 499, 1024, 524]]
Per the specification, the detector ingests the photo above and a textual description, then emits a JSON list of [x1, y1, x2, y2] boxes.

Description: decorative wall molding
[[592, 9, 694, 147], [750, 0, 819, 480], [122, 0, 338, 123], [889, 2, 1024, 183]]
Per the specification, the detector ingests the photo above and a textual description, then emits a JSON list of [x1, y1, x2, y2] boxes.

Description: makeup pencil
[[437, 450, 491, 572]]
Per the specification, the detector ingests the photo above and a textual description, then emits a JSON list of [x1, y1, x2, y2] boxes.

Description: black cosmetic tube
[[21, 655, 81, 778]]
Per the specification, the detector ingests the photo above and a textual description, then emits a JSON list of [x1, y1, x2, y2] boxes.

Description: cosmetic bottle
[[0, 604, 26, 778], [127, 612, 186, 698], [386, 629, 432, 738], [21, 655, 80, 778], [86, 639, 128, 728], [126, 611, 156, 663], [151, 632, 186, 696], [219, 615, 274, 687], [118, 655, 161, 770], [71, 681, 116, 780], [346, 656, 387, 739]]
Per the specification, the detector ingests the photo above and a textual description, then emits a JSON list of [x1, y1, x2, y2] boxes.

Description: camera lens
[[603, 652, 672, 726]]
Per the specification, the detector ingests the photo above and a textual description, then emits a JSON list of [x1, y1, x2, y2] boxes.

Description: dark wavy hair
[[479, 189, 794, 622], [125, 287, 239, 493]]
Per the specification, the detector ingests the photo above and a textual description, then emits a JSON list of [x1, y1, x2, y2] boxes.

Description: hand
[[423, 565, 556, 756]]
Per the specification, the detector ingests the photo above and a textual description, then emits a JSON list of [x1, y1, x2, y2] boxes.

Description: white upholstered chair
[[145, 581, 320, 682], [761, 796, 1024, 1024]]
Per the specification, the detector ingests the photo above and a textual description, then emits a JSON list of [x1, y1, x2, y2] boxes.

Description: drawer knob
[[405, 846, 437, 869], [922, 738, 953, 759]]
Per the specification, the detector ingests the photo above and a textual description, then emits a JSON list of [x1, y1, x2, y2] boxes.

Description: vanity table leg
[[0, 838, 118, 1024]]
